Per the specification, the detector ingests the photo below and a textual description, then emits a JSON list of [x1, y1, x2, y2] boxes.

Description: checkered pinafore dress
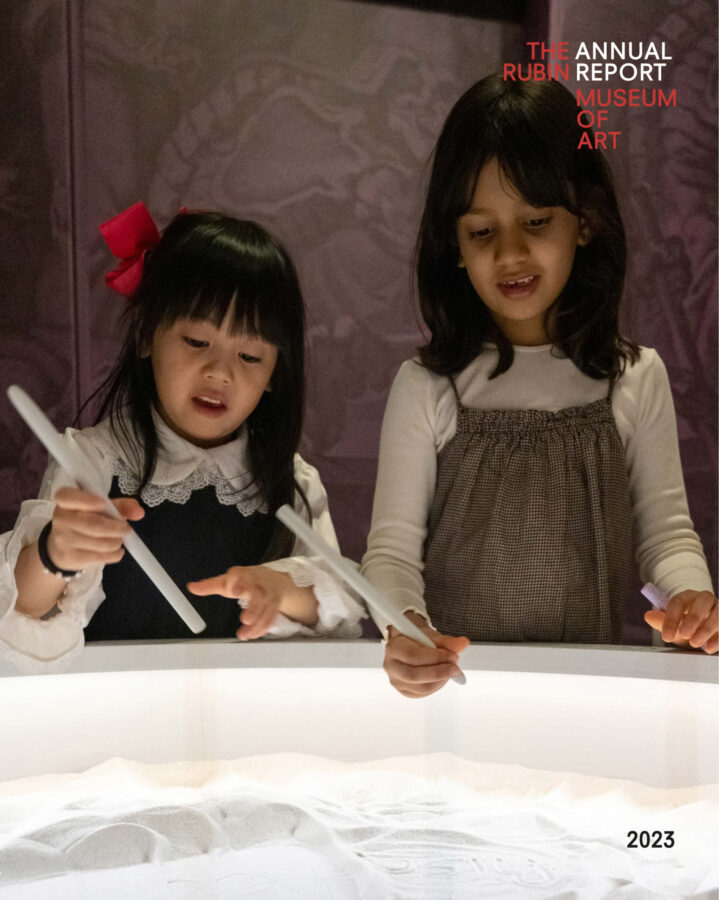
[[422, 377, 633, 643]]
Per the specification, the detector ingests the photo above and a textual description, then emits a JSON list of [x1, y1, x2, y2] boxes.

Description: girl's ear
[[458, 257, 466, 268], [577, 213, 593, 247], [137, 333, 152, 359]]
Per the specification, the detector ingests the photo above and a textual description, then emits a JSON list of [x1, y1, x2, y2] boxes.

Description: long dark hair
[[417, 73, 638, 378], [94, 211, 307, 560]]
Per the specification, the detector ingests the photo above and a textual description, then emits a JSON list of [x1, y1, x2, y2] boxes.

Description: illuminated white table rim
[[0, 641, 716, 788]]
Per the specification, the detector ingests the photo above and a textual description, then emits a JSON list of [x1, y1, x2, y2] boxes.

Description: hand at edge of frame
[[644, 589, 718, 654]]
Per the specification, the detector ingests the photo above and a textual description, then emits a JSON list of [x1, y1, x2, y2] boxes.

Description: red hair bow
[[99, 202, 160, 297]]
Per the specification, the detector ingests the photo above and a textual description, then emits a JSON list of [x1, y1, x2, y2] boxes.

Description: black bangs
[[459, 80, 583, 216], [135, 214, 300, 350]]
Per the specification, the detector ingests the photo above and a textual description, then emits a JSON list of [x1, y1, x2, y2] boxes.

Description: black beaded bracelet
[[37, 521, 80, 580]]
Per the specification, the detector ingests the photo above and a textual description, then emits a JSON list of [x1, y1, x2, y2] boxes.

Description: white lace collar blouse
[[76, 412, 264, 516]]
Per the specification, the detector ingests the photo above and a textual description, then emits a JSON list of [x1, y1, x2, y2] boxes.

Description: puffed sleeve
[[0, 429, 110, 673], [262, 456, 367, 638]]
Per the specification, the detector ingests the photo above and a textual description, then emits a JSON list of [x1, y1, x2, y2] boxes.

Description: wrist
[[403, 610, 434, 634], [38, 522, 80, 580], [278, 579, 319, 626]]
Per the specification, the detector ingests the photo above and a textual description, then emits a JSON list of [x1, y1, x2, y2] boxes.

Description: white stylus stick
[[7, 385, 206, 634], [276, 504, 466, 685]]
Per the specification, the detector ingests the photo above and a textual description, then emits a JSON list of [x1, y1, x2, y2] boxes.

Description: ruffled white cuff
[[262, 557, 367, 638], [0, 500, 103, 674]]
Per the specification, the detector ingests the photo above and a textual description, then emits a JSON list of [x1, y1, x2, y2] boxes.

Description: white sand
[[0, 754, 716, 898]]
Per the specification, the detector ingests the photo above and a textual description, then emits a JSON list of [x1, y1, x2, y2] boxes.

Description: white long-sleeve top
[[0, 415, 366, 673], [361, 344, 713, 636]]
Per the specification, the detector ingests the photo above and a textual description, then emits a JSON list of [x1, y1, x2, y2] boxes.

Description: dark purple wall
[[0, 2, 715, 635], [0, 0, 522, 556], [0, 1, 77, 522]]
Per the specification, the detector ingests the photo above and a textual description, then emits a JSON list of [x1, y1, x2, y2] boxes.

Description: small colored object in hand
[[641, 582, 669, 611]]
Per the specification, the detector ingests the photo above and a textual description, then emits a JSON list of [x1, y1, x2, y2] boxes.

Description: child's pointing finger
[[187, 576, 220, 596], [188, 565, 307, 640], [187, 571, 266, 617], [187, 573, 249, 601]]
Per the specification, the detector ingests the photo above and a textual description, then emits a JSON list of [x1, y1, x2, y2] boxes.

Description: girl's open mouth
[[497, 274, 538, 298], [192, 395, 228, 417]]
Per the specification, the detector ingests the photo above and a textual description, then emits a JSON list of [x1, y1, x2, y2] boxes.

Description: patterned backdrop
[[0, 0, 715, 644], [553, 0, 718, 636]]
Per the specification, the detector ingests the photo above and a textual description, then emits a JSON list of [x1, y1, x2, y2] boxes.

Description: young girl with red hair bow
[[0, 204, 365, 672]]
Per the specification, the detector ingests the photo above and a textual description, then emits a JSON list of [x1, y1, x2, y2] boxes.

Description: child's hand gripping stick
[[7, 385, 206, 634], [276, 504, 466, 684]]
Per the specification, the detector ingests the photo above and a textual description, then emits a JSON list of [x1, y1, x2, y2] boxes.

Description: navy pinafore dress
[[84, 478, 273, 641]]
